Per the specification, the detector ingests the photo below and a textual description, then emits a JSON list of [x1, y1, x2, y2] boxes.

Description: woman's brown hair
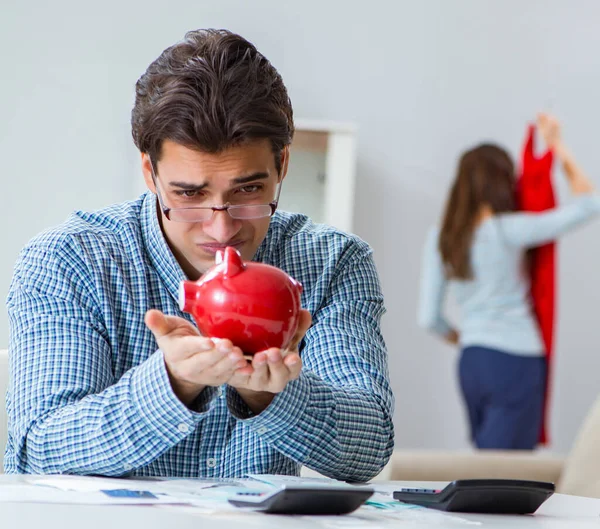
[[439, 144, 516, 279]]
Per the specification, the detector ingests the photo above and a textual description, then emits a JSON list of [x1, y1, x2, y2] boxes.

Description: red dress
[[515, 124, 555, 445]]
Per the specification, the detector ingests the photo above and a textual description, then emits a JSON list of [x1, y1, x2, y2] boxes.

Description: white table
[[1, 479, 599, 528]]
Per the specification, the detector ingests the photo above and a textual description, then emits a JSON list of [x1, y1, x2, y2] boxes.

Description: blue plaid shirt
[[5, 192, 394, 480]]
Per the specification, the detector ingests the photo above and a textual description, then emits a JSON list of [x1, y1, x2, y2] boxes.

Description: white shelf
[[294, 119, 357, 134], [281, 120, 357, 233]]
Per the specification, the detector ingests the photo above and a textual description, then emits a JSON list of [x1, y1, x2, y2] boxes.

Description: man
[[5, 29, 394, 481]]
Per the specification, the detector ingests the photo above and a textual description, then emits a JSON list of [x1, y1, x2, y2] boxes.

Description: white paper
[[0, 475, 254, 506], [246, 473, 358, 488], [30, 476, 142, 492], [0, 483, 179, 505]]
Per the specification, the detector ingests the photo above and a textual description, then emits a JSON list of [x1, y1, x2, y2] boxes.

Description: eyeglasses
[[150, 160, 282, 223]]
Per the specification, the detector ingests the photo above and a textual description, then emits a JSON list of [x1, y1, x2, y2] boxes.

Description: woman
[[418, 114, 600, 449]]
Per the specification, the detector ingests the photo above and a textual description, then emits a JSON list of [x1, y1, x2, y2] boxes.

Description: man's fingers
[[145, 309, 170, 337], [145, 309, 199, 339], [283, 352, 301, 371], [209, 349, 247, 378], [265, 349, 290, 390], [248, 352, 269, 386], [288, 309, 312, 350], [298, 309, 312, 334]]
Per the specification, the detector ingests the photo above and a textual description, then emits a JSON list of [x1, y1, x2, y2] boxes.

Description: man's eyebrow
[[167, 173, 270, 191], [231, 172, 270, 185], [168, 181, 208, 191]]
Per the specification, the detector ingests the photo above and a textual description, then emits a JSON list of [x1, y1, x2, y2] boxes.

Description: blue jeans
[[459, 346, 546, 450]]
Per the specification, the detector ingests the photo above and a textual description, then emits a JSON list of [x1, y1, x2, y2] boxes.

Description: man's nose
[[201, 208, 242, 242]]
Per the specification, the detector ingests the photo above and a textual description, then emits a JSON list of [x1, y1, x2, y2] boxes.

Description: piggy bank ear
[[215, 249, 224, 265], [222, 246, 245, 278]]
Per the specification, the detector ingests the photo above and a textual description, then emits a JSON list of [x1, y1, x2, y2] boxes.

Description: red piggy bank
[[178, 246, 303, 354]]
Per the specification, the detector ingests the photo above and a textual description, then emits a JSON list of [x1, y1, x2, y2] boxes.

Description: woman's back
[[450, 215, 541, 355], [421, 195, 600, 354]]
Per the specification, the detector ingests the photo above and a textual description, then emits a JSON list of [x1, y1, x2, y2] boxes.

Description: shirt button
[[123, 463, 133, 471], [217, 387, 223, 397], [206, 458, 217, 468], [178, 423, 190, 433], [257, 426, 268, 435]]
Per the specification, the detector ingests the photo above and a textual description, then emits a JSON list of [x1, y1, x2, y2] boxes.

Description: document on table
[[0, 475, 260, 506]]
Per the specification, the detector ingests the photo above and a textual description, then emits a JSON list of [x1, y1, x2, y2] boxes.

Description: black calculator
[[393, 479, 555, 514], [229, 485, 374, 515]]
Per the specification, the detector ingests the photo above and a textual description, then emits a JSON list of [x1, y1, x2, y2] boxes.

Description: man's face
[[142, 139, 288, 279]]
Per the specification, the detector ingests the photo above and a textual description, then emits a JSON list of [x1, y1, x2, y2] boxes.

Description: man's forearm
[[235, 388, 276, 415], [9, 351, 212, 475], [236, 371, 394, 483]]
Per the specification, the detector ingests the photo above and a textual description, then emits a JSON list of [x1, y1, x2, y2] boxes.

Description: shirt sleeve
[[226, 243, 394, 483], [5, 242, 218, 475], [417, 228, 453, 337], [500, 194, 600, 248]]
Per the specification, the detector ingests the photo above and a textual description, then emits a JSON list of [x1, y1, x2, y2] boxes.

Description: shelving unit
[[281, 119, 357, 233]]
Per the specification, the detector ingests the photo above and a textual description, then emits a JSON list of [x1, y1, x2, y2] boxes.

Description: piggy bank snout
[[179, 281, 200, 312]]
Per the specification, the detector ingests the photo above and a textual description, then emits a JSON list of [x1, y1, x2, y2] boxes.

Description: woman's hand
[[537, 113, 561, 149], [536, 113, 595, 195], [445, 329, 460, 345]]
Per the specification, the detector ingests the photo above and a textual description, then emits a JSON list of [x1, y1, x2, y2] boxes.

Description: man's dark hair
[[131, 29, 294, 173]]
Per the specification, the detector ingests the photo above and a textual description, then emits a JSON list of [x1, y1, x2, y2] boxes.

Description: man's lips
[[197, 242, 245, 254]]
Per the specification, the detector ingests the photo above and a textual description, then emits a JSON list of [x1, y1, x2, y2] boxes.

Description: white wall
[[2, 0, 600, 455]]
